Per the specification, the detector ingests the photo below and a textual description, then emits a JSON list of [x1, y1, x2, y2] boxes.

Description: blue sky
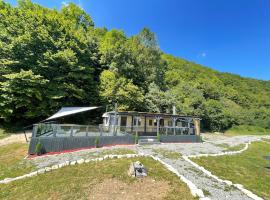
[[6, 0, 270, 80]]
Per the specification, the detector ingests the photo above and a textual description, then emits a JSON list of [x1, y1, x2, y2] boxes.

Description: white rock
[[51, 165, 59, 170], [77, 159, 85, 164], [45, 167, 52, 172], [37, 168, 46, 174], [12, 176, 25, 181], [58, 163, 64, 168], [4, 178, 13, 181], [85, 159, 90, 163], [234, 184, 243, 189], [70, 161, 77, 165], [223, 180, 232, 186], [195, 189, 205, 198], [98, 158, 103, 161], [26, 171, 37, 177], [200, 197, 211, 200]]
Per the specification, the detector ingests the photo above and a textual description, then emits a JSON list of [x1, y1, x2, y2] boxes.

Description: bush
[[95, 136, 100, 148], [157, 132, 161, 142], [35, 141, 43, 156]]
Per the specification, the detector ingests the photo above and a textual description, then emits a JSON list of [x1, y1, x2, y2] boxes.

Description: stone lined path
[[136, 135, 270, 200], [7, 133, 268, 200]]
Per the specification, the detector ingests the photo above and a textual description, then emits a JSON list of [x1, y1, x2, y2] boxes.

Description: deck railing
[[32, 123, 195, 138]]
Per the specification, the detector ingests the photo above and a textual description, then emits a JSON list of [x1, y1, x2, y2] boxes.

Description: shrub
[[35, 141, 43, 156], [95, 136, 100, 148], [157, 132, 161, 142]]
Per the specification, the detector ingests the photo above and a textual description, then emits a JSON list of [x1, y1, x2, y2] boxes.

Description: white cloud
[[61, 1, 68, 7], [198, 52, 207, 58]]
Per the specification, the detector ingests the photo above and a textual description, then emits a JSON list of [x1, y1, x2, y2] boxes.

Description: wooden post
[[53, 124, 56, 137], [194, 119, 200, 135], [33, 125, 37, 138], [135, 116, 139, 136], [113, 103, 118, 136], [144, 116, 147, 135], [156, 116, 161, 136], [172, 117, 176, 135], [70, 126, 73, 137], [131, 115, 134, 133], [86, 125, 89, 137]]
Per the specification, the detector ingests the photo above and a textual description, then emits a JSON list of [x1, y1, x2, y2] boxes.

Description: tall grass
[[225, 125, 270, 136]]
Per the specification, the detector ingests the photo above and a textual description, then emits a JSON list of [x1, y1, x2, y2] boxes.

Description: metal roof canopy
[[44, 107, 99, 121]]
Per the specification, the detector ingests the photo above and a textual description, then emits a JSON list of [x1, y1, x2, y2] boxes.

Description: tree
[[0, 70, 48, 121], [0, 1, 100, 122], [99, 70, 144, 110], [145, 83, 176, 113]]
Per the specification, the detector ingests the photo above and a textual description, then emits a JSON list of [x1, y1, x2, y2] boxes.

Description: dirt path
[[0, 132, 31, 147]]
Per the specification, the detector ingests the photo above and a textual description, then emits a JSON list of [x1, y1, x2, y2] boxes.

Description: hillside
[[0, 1, 269, 132], [163, 55, 270, 131]]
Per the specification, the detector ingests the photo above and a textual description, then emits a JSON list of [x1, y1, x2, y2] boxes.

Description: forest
[[0, 0, 270, 132]]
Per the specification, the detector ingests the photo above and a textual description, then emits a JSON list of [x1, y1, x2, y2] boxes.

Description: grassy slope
[[0, 143, 35, 180], [225, 125, 270, 136], [0, 157, 196, 200], [192, 142, 270, 199]]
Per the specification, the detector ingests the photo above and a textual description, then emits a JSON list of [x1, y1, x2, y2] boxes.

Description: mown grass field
[[0, 156, 196, 200], [192, 142, 270, 199], [0, 143, 35, 180]]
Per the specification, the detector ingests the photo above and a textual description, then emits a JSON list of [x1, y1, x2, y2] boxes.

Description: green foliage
[[0, 1, 99, 123], [163, 54, 270, 132], [99, 70, 144, 110], [0, 1, 269, 133], [95, 136, 100, 148], [145, 83, 176, 113], [0, 70, 49, 121], [157, 132, 161, 142], [35, 141, 43, 155]]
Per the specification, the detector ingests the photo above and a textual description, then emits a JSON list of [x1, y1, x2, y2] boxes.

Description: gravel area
[[0, 132, 31, 147], [31, 145, 137, 169]]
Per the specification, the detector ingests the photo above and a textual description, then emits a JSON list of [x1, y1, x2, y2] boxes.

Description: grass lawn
[[214, 143, 246, 152], [0, 157, 196, 200], [0, 143, 35, 180], [192, 142, 270, 199], [225, 125, 270, 136]]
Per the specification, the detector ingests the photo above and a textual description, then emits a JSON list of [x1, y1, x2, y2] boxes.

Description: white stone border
[[149, 154, 209, 200], [183, 140, 264, 200], [0, 153, 209, 199]]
